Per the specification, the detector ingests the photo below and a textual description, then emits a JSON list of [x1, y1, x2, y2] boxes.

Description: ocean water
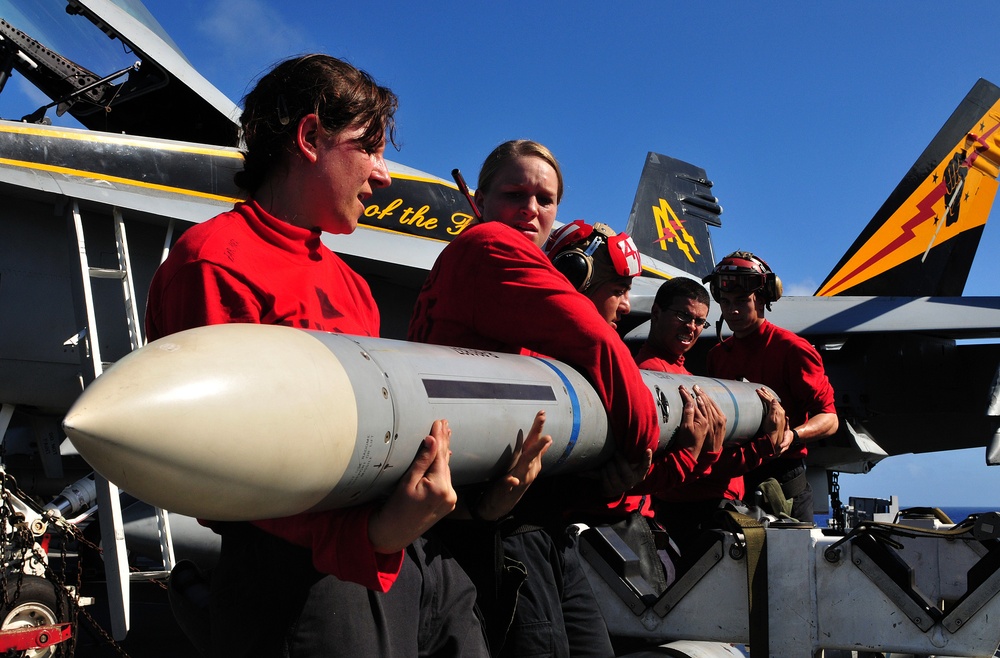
[[815, 505, 997, 528], [938, 505, 998, 522]]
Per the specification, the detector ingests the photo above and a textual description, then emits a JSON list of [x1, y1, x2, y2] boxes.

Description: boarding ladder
[[68, 201, 176, 640]]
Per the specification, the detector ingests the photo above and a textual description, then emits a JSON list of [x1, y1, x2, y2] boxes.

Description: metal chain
[[0, 472, 176, 657], [828, 470, 844, 532]]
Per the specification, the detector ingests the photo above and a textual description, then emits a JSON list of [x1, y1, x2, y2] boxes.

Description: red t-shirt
[[634, 343, 688, 374], [145, 200, 401, 592], [707, 320, 836, 461]]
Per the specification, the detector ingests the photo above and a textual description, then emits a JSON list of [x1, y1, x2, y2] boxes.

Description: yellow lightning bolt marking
[[651, 198, 700, 263]]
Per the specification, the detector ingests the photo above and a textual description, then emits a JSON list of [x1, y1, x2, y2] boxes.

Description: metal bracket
[[850, 533, 941, 632]]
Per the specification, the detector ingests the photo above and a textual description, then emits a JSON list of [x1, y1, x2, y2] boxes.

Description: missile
[[62, 324, 772, 522]]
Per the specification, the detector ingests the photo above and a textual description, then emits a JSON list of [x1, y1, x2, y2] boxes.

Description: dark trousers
[[653, 498, 729, 572], [210, 523, 489, 657], [433, 519, 613, 658], [745, 458, 814, 523], [499, 529, 614, 658]]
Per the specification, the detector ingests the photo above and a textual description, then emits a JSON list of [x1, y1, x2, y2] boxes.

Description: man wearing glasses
[[635, 277, 713, 375]]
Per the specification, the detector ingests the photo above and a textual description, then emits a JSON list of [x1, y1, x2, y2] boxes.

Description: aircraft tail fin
[[816, 78, 1000, 297], [624, 152, 720, 279]]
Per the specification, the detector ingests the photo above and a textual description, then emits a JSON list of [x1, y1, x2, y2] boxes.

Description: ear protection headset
[[545, 220, 641, 292], [703, 250, 782, 309]]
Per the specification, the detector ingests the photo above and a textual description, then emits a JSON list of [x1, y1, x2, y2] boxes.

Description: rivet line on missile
[[421, 379, 557, 401], [534, 356, 583, 468]]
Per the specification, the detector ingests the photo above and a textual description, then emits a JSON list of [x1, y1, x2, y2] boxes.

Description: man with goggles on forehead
[[704, 251, 838, 523]]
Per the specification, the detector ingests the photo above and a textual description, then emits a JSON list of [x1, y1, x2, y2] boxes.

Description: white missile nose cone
[[63, 324, 359, 521]]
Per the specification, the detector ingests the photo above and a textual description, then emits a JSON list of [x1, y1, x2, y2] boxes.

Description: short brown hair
[[236, 54, 398, 193]]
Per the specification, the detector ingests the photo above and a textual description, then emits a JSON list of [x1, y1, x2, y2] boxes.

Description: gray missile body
[[62, 324, 771, 521]]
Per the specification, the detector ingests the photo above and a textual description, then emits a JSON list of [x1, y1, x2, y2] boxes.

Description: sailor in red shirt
[[635, 277, 713, 376], [635, 278, 725, 488], [704, 251, 839, 522], [410, 140, 665, 657], [146, 54, 486, 657]]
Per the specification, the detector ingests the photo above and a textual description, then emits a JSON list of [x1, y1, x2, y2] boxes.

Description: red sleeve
[[468, 233, 659, 460], [707, 435, 779, 477], [146, 260, 405, 590], [253, 509, 403, 593], [630, 446, 700, 495], [784, 341, 837, 420], [691, 448, 722, 478]]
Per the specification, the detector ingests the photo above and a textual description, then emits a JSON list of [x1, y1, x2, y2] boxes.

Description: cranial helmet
[[703, 250, 782, 308], [544, 220, 642, 292]]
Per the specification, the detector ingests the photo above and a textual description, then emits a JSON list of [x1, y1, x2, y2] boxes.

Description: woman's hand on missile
[[473, 410, 553, 521], [756, 388, 791, 454], [368, 419, 458, 554]]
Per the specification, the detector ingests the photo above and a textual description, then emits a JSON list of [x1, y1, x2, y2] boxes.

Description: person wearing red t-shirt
[[146, 54, 487, 657], [410, 141, 682, 657], [635, 277, 713, 376], [704, 251, 838, 522]]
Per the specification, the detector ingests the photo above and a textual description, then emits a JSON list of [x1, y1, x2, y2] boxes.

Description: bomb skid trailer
[[0, 466, 89, 657], [577, 506, 1000, 657]]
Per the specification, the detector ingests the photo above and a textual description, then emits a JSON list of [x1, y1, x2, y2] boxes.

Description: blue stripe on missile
[[710, 379, 740, 441], [532, 357, 580, 467]]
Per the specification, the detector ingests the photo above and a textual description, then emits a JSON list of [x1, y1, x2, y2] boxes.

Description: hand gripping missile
[[62, 324, 773, 521]]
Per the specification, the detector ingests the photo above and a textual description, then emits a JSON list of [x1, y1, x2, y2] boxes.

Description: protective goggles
[[713, 271, 768, 295]]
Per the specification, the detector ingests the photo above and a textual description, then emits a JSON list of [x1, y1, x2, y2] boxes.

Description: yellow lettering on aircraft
[[448, 214, 474, 235], [399, 205, 439, 230], [364, 198, 445, 232], [651, 198, 700, 263]]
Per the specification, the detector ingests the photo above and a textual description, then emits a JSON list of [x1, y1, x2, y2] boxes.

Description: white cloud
[[195, 0, 316, 94], [782, 278, 818, 297]]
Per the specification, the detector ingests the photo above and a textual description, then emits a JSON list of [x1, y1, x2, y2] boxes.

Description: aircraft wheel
[[0, 575, 72, 657]]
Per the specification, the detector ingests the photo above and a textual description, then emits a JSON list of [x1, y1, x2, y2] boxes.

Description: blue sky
[[13, 0, 1000, 507]]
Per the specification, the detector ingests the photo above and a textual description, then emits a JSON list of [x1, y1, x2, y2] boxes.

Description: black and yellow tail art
[[816, 78, 1000, 297]]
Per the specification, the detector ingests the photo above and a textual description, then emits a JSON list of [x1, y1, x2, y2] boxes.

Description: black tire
[[0, 575, 73, 657]]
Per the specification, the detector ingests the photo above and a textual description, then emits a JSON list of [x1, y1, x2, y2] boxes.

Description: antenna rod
[[452, 168, 482, 222]]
